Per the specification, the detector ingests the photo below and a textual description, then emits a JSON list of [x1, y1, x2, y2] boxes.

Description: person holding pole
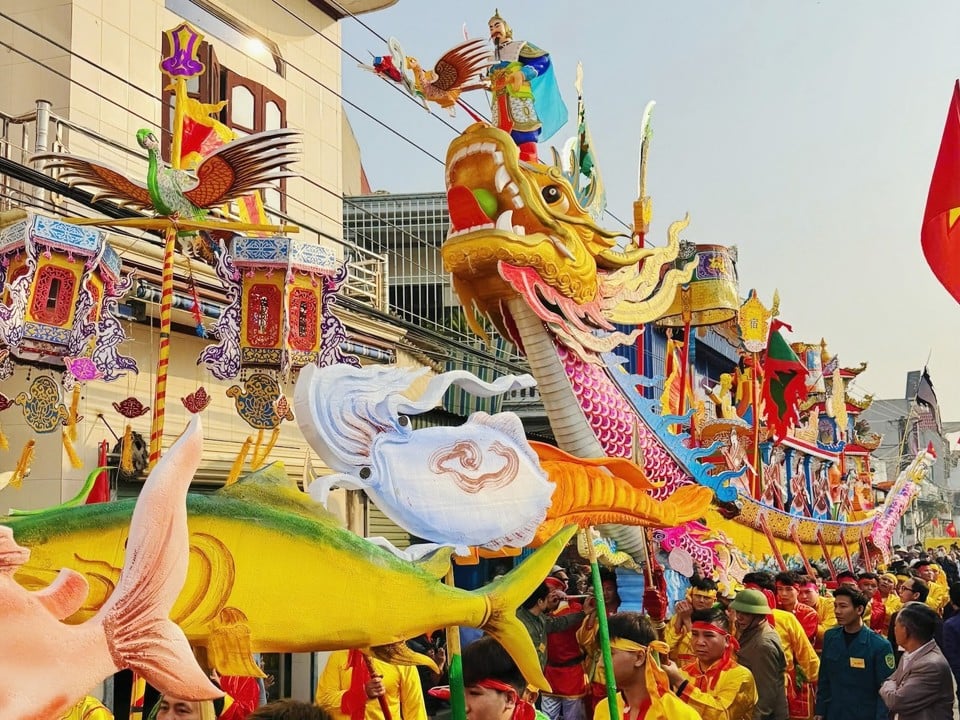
[[592, 612, 698, 720], [315, 650, 427, 720]]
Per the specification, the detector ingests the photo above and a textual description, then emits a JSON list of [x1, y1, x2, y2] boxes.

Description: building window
[[159, 46, 288, 213], [165, 0, 283, 75], [223, 69, 287, 215]]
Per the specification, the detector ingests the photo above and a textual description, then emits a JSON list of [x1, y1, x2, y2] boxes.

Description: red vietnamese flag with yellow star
[[922, 80, 960, 304]]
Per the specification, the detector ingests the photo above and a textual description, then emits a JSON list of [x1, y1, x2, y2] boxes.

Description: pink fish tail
[[97, 415, 222, 701]]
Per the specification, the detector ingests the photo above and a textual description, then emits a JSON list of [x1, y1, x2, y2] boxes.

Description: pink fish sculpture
[[0, 415, 221, 719]]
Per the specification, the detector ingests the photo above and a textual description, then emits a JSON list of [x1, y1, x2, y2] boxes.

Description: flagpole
[[581, 527, 619, 720], [633, 102, 654, 383], [751, 354, 762, 498], [170, 77, 186, 171]]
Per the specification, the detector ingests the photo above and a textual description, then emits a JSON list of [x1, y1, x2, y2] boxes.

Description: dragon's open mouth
[[443, 125, 575, 261]]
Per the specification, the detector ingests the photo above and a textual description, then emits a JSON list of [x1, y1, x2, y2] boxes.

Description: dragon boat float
[[438, 112, 933, 583]]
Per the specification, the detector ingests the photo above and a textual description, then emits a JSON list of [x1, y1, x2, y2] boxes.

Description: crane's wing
[[32, 152, 154, 211], [431, 38, 492, 92], [184, 128, 300, 209]]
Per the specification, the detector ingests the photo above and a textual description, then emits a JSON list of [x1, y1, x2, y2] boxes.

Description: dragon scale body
[[556, 343, 693, 501]]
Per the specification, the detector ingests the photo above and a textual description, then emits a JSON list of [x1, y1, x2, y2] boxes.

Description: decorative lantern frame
[[0, 212, 136, 383]]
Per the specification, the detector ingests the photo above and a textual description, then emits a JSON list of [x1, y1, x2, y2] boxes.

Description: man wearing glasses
[[888, 578, 941, 667]]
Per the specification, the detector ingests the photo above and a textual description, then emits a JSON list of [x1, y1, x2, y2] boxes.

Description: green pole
[[582, 528, 619, 720], [446, 567, 466, 720]]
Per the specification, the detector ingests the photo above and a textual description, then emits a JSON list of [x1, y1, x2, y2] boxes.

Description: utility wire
[[270, 0, 473, 135], [315, 0, 491, 123]]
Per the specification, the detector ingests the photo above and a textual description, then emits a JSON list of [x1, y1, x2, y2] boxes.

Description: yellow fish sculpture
[[2, 425, 574, 691]]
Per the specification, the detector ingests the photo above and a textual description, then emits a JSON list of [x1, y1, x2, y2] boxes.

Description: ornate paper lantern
[[0, 211, 135, 383], [200, 236, 355, 383]]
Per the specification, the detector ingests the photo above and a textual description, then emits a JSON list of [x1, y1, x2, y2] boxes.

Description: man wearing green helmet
[[731, 589, 789, 720]]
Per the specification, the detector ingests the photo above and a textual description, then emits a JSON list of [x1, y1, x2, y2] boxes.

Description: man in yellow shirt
[[316, 649, 427, 720], [662, 607, 757, 720], [915, 560, 949, 613], [61, 696, 113, 720], [664, 576, 719, 665], [593, 612, 699, 720], [797, 575, 835, 652]]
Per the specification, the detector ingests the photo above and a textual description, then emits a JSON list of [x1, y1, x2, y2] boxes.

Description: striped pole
[[149, 224, 178, 467]]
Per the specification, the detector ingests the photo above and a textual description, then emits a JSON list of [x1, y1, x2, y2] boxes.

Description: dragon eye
[[541, 185, 563, 204]]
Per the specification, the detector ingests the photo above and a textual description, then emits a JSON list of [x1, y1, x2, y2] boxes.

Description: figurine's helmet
[[488, 9, 513, 41]]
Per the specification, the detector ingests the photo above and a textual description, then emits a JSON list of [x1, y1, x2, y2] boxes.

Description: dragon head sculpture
[[441, 124, 696, 352]]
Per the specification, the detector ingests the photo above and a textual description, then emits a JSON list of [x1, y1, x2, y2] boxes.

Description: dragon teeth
[[495, 210, 513, 231], [513, 225, 526, 236], [447, 221, 496, 239], [495, 165, 510, 193]]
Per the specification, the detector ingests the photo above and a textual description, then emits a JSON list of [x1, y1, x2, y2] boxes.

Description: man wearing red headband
[[661, 607, 757, 720], [664, 576, 719, 666], [595, 612, 698, 720], [449, 636, 535, 720], [774, 572, 819, 644], [796, 576, 835, 653]]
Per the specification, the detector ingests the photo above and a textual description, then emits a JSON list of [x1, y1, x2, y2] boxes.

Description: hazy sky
[[341, 2, 960, 421]]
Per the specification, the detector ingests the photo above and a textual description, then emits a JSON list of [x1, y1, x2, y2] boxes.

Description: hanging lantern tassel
[[226, 436, 253, 486], [250, 427, 280, 470], [62, 429, 83, 469], [190, 282, 206, 338], [0, 419, 8, 451], [10, 440, 35, 488], [249, 428, 265, 469], [121, 424, 134, 474], [67, 385, 81, 442]]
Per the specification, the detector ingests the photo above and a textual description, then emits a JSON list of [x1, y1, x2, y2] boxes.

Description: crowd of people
[[60, 544, 960, 720], [505, 549, 960, 720]]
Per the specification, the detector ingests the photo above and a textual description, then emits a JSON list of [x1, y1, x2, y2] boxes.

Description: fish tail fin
[[480, 525, 577, 692], [97, 415, 223, 701]]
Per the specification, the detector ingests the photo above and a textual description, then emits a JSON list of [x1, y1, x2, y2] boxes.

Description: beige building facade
[[0, 0, 417, 520]]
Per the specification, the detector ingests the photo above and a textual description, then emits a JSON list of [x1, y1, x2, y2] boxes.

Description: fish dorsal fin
[[34, 568, 89, 619], [414, 546, 456, 580], [216, 462, 342, 525]]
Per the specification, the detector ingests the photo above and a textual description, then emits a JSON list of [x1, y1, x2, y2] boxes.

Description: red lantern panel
[[288, 288, 318, 352], [247, 283, 281, 347], [30, 265, 76, 326], [3, 259, 30, 307]]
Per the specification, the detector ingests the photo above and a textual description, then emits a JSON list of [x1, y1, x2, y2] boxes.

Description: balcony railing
[[0, 100, 388, 311]]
